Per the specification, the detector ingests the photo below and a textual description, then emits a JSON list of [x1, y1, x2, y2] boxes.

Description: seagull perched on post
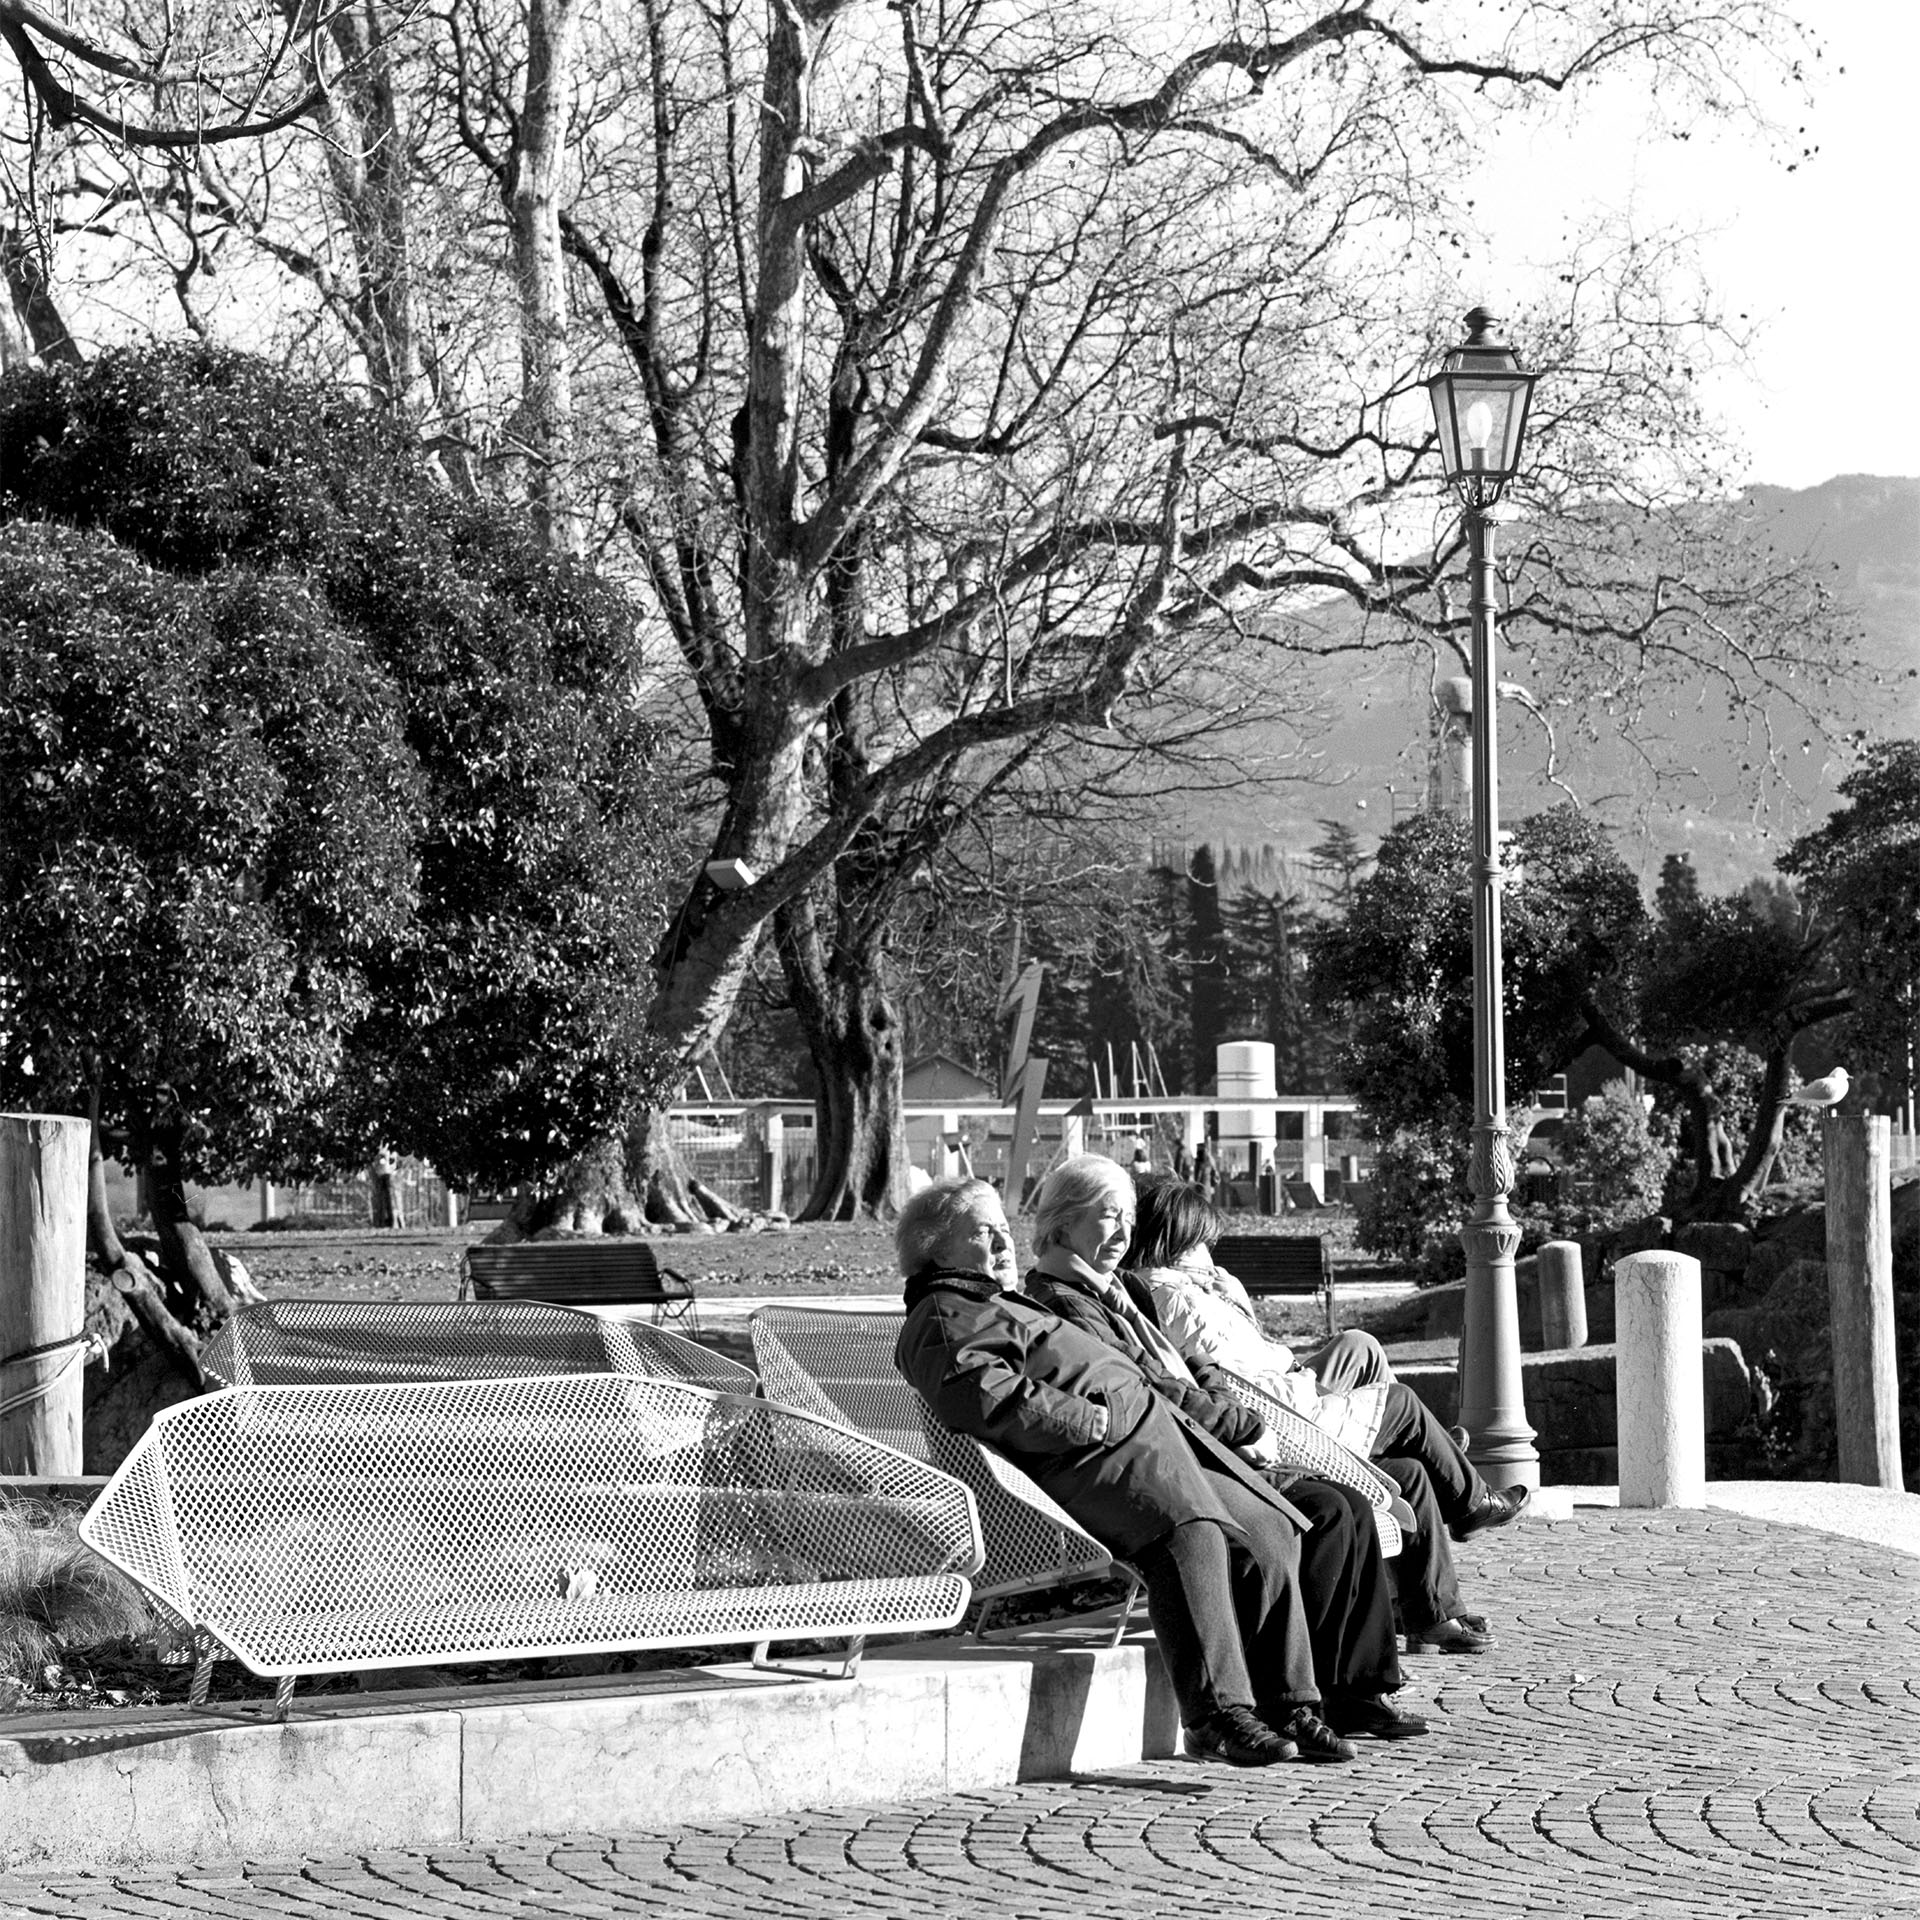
[[1786, 1067, 1850, 1110]]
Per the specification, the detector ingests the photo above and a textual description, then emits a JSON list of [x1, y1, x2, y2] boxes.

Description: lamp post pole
[[1457, 497, 1539, 1489], [1425, 305, 1541, 1492]]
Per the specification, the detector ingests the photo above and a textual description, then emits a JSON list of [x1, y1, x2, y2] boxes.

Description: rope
[[0, 1335, 95, 1419], [0, 1331, 86, 1370]]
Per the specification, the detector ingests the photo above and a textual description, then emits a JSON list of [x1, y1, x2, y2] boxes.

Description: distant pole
[[1824, 1113, 1903, 1489], [0, 1113, 89, 1476]]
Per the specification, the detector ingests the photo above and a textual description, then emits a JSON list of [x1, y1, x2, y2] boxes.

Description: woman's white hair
[[1029, 1153, 1135, 1254], [894, 1177, 1001, 1276]]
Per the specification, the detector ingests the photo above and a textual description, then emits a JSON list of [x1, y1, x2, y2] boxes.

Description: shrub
[[1550, 1080, 1676, 1236], [1355, 1126, 1468, 1280], [0, 1500, 172, 1684]]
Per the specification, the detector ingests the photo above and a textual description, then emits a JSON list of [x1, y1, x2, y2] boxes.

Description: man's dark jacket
[[894, 1267, 1306, 1559]]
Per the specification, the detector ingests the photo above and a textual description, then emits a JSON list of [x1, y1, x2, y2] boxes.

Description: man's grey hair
[[1029, 1153, 1135, 1254], [895, 1177, 1002, 1276]]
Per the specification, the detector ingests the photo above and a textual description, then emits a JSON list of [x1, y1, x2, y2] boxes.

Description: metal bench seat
[[203, 1298, 754, 1394], [80, 1374, 981, 1712], [750, 1306, 1141, 1640]]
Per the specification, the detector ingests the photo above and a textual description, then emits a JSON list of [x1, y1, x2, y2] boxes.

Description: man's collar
[[902, 1264, 1015, 1309]]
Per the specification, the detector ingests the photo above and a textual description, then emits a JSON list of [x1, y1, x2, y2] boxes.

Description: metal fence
[[665, 1109, 816, 1212], [273, 1160, 456, 1230]]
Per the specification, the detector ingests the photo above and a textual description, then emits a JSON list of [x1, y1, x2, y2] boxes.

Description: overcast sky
[[1466, 2, 1917, 492]]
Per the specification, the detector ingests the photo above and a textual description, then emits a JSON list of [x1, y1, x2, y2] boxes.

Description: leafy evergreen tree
[[1186, 845, 1230, 1090], [1307, 820, 1373, 913]]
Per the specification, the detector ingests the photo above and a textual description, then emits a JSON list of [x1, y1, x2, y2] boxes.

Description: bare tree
[[1, 0, 1848, 1225], [533, 0, 1836, 1214]]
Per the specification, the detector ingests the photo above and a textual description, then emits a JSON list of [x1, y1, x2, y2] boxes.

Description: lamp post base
[[1458, 1208, 1541, 1491]]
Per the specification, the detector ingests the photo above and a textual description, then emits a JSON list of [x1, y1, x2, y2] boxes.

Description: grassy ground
[[214, 1213, 1415, 1353], [217, 1210, 1403, 1304]]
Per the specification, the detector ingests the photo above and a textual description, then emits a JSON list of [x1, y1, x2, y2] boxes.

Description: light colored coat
[[1136, 1261, 1387, 1457]]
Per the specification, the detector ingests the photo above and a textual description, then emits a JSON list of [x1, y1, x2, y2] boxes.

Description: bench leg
[[274, 1676, 297, 1721], [188, 1635, 218, 1708], [1106, 1570, 1146, 1649], [750, 1634, 865, 1681]]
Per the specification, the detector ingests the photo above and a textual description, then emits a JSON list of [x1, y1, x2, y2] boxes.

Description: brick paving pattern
[[5, 1508, 1918, 1918]]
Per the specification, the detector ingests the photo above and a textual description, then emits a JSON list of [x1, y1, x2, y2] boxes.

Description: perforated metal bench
[[203, 1298, 755, 1394], [80, 1374, 980, 1715], [1204, 1372, 1406, 1558], [750, 1306, 1142, 1642], [462, 1238, 698, 1329]]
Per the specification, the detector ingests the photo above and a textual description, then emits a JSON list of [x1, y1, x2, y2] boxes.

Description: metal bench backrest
[[81, 1374, 979, 1681], [203, 1298, 754, 1395], [464, 1239, 696, 1319], [1212, 1235, 1330, 1297], [750, 1306, 1114, 1606], [1205, 1372, 1403, 1557]]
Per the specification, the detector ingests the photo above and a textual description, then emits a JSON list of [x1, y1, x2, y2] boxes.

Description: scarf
[[1030, 1251, 1200, 1387]]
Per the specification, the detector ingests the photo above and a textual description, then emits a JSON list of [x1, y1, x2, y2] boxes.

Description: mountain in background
[[1148, 475, 1919, 895]]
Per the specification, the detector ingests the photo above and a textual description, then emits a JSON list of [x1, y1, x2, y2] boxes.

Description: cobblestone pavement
[[5, 1508, 1919, 1919]]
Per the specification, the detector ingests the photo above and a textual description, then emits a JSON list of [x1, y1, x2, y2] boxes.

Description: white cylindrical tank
[[1215, 1041, 1276, 1183]]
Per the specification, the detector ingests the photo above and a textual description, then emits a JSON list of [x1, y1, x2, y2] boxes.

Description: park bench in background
[[1211, 1233, 1330, 1297], [80, 1374, 981, 1714], [462, 1238, 698, 1329], [203, 1298, 755, 1395], [750, 1306, 1141, 1641], [1212, 1233, 1334, 1336]]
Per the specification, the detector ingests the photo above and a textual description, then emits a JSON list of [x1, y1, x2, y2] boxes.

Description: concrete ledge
[[0, 1630, 1174, 1872]]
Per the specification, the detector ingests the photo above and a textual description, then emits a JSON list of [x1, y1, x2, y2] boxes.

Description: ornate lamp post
[[1425, 307, 1541, 1490]]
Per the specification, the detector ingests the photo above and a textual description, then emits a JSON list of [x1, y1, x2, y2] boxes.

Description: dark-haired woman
[[1125, 1179, 1528, 1656]]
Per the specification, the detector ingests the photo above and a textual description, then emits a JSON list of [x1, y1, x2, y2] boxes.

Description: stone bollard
[[1538, 1241, 1588, 1350], [1613, 1250, 1704, 1508]]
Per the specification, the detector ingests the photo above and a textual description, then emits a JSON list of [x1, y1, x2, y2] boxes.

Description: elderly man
[[892, 1176, 1421, 1768]]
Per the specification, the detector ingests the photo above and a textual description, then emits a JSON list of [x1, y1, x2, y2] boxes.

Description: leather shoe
[[1450, 1483, 1531, 1541], [1405, 1615, 1494, 1655], [1186, 1704, 1297, 1767], [1275, 1706, 1357, 1764], [1325, 1692, 1430, 1740]]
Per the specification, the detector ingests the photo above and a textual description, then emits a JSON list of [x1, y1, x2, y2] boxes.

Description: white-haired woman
[[1022, 1154, 1425, 1748]]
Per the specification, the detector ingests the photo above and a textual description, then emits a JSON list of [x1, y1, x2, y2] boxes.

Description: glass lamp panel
[[1449, 378, 1526, 476], [1426, 371, 1467, 478]]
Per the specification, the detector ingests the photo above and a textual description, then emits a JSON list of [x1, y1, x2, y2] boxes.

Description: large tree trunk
[[123, 1086, 236, 1328], [79, 1077, 206, 1471], [509, 0, 585, 549], [775, 893, 908, 1221], [307, 1, 424, 412]]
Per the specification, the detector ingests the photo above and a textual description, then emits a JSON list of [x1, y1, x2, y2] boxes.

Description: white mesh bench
[[750, 1306, 1141, 1641], [80, 1373, 980, 1716], [462, 1239, 698, 1329], [1209, 1372, 1408, 1558], [203, 1298, 755, 1395]]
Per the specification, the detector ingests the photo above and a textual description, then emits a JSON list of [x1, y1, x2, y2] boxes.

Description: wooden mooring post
[[0, 1112, 90, 1476], [1824, 1113, 1903, 1490]]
